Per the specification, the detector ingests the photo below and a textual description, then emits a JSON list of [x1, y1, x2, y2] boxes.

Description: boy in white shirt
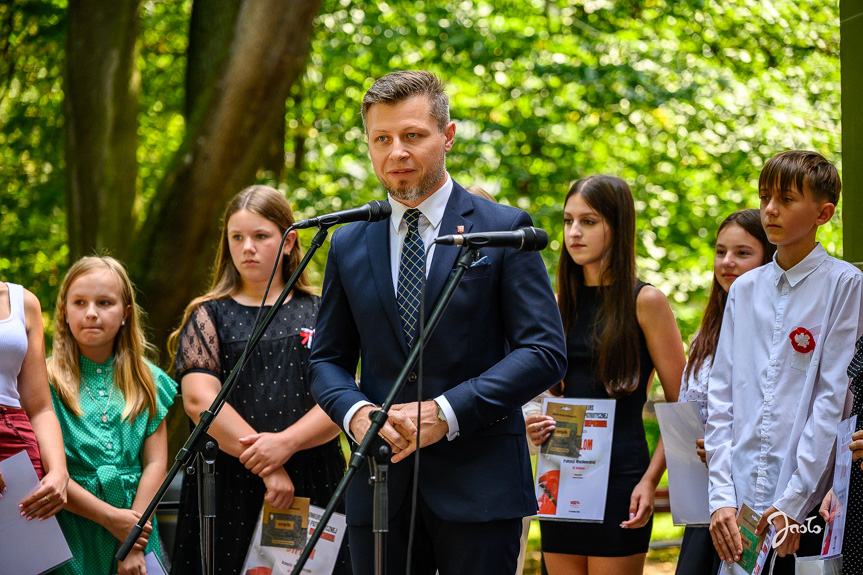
[[706, 150, 863, 572]]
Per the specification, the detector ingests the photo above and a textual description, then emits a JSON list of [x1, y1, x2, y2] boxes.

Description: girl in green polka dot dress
[[47, 256, 176, 575]]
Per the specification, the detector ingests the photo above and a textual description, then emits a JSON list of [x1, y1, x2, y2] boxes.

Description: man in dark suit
[[310, 70, 566, 575]]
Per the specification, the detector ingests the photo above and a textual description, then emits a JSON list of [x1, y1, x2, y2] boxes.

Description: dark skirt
[[540, 468, 652, 556], [170, 440, 351, 575], [676, 526, 720, 575]]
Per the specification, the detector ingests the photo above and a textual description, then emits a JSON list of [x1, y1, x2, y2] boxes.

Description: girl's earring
[[121, 320, 126, 326]]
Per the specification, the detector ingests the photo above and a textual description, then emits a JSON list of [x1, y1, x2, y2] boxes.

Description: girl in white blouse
[[676, 209, 774, 575]]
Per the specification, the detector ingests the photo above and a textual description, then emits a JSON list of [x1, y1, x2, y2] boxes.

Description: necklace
[[83, 379, 115, 424]]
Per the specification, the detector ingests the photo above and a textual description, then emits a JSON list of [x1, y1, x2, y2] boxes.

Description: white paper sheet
[[655, 401, 711, 525], [821, 415, 857, 558], [241, 503, 347, 575], [0, 450, 73, 574]]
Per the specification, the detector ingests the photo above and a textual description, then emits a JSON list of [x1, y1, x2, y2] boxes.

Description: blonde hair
[[48, 256, 157, 422], [168, 185, 313, 365]]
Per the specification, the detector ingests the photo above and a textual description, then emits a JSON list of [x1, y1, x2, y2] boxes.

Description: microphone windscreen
[[368, 200, 392, 221], [524, 227, 549, 251]]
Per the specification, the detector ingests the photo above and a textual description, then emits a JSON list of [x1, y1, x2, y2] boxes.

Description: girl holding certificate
[[0, 281, 68, 518], [168, 186, 349, 575], [527, 175, 685, 574], [675, 209, 773, 575]]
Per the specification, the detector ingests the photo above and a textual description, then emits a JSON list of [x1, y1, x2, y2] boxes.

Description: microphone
[[434, 227, 549, 252], [293, 200, 392, 230]]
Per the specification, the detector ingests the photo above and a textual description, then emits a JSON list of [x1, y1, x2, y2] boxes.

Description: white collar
[[388, 174, 453, 231], [771, 243, 828, 287]]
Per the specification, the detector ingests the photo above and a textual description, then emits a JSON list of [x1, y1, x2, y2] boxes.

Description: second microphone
[[434, 227, 549, 252]]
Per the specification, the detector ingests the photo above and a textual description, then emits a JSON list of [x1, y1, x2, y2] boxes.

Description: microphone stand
[[116, 225, 332, 571], [290, 247, 482, 575]]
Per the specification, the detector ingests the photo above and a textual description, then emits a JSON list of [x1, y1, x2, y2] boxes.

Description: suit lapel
[[423, 183, 474, 321], [365, 219, 409, 354]]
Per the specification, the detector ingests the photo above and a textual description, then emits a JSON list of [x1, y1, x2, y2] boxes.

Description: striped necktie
[[397, 208, 426, 348]]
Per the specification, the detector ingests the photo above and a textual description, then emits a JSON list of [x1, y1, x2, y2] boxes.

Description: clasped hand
[[236, 432, 296, 509], [349, 401, 448, 463], [238, 431, 293, 477], [109, 508, 152, 551]]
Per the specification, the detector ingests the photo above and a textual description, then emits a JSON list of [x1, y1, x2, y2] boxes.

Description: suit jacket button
[[407, 372, 418, 383]]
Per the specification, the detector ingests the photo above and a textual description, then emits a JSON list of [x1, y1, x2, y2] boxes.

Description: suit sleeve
[[440, 210, 567, 439], [309, 229, 369, 431]]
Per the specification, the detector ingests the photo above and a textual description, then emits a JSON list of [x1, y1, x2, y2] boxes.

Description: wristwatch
[[436, 402, 447, 424]]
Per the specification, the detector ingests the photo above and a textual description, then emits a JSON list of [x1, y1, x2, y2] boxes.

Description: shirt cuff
[[435, 396, 459, 441], [773, 492, 817, 525], [708, 481, 738, 516], [343, 400, 375, 443]]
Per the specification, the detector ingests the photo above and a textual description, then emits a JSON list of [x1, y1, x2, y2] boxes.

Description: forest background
[[0, 0, 842, 368]]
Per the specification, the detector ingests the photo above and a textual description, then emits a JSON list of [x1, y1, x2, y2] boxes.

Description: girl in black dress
[[168, 185, 350, 575], [526, 175, 685, 574], [820, 335, 863, 574]]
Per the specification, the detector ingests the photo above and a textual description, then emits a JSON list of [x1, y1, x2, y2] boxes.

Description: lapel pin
[[456, 225, 464, 233]]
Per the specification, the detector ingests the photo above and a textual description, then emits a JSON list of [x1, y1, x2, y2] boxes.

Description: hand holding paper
[[695, 438, 706, 465], [0, 451, 73, 574], [851, 429, 863, 467], [756, 506, 799, 558], [709, 506, 741, 562], [18, 467, 67, 520], [117, 549, 146, 575], [525, 413, 555, 446]]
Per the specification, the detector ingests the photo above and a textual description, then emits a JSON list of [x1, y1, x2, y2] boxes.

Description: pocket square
[[470, 255, 490, 268]]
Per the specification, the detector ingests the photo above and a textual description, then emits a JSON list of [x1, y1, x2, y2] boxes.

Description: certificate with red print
[[535, 398, 616, 522]]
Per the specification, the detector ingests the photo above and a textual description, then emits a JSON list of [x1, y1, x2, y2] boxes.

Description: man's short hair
[[361, 70, 450, 133], [759, 150, 841, 205]]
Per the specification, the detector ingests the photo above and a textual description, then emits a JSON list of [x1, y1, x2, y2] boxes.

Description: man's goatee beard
[[383, 159, 446, 204]]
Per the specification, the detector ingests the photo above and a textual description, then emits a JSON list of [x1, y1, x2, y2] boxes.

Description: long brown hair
[[168, 185, 314, 362], [48, 256, 158, 422], [685, 209, 774, 380], [557, 175, 640, 398]]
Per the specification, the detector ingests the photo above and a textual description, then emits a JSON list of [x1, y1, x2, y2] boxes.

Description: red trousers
[[0, 405, 45, 479]]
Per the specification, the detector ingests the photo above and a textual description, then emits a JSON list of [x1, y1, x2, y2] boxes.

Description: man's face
[[366, 95, 455, 206]]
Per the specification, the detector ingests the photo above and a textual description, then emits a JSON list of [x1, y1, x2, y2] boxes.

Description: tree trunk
[[132, 0, 322, 358], [64, 0, 140, 261]]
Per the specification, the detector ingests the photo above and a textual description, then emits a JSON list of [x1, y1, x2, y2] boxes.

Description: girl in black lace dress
[[836, 336, 863, 574], [168, 185, 350, 575], [526, 175, 685, 574]]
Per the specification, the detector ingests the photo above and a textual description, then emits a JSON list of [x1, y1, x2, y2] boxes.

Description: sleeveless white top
[[0, 283, 28, 407]]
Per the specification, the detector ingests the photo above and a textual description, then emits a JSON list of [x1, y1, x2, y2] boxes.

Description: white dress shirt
[[705, 243, 863, 522], [343, 176, 462, 440]]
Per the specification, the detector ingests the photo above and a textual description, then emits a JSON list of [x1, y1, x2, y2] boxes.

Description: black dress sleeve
[[175, 303, 221, 379]]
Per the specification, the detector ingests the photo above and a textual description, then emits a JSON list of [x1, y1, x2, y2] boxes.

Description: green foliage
[[0, 0, 68, 313], [285, 0, 842, 348], [0, 0, 844, 354]]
